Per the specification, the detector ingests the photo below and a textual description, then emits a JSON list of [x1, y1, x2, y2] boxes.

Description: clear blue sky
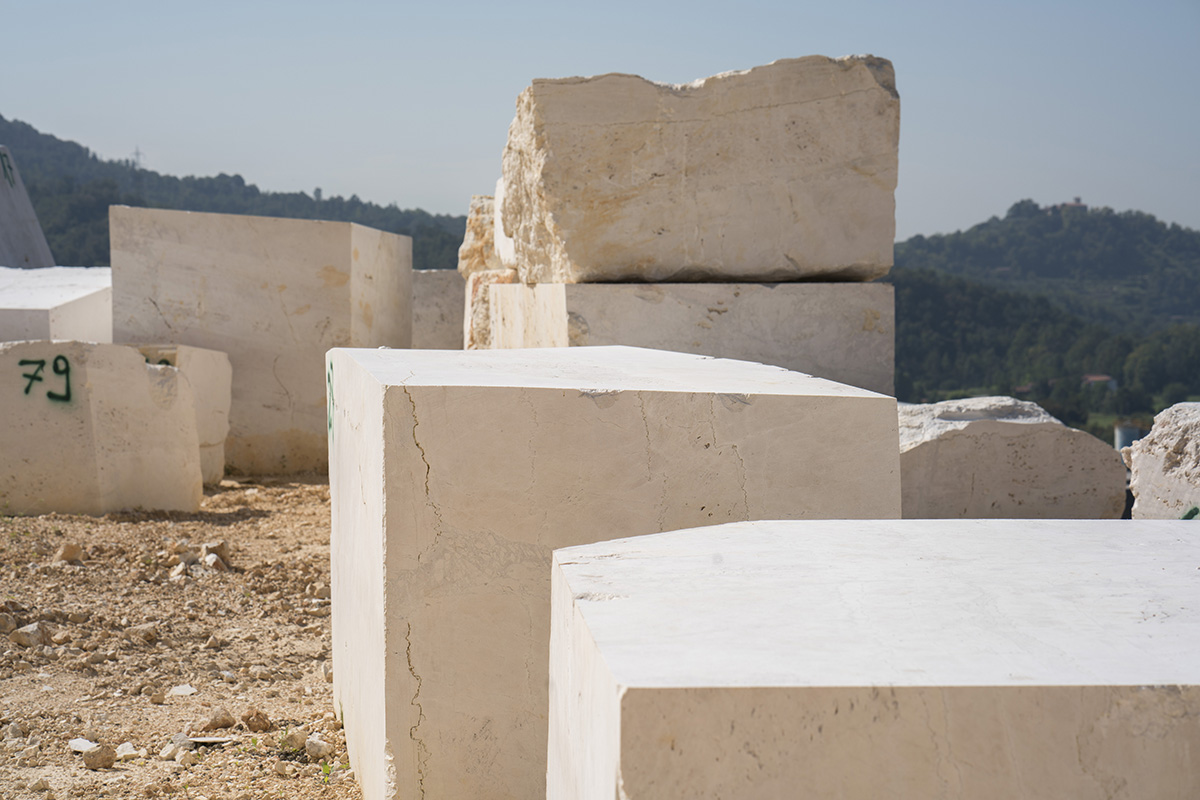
[[4, 1, 1197, 240]]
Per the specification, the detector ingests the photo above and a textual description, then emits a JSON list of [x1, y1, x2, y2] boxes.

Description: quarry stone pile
[[110, 206, 412, 475], [0, 266, 112, 343], [0, 340, 202, 514], [898, 396, 1126, 518], [549, 519, 1200, 800], [0, 145, 55, 269], [1123, 402, 1200, 518], [327, 345, 900, 800]]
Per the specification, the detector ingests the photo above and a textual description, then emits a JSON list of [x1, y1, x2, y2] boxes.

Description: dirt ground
[[0, 478, 361, 800]]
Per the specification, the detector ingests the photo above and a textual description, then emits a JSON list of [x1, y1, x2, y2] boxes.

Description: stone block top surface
[[555, 519, 1200, 689], [336, 344, 886, 397], [0, 266, 111, 309]]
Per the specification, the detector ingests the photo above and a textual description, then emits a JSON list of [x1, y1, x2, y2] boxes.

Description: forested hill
[[894, 200, 1200, 332], [0, 115, 467, 270]]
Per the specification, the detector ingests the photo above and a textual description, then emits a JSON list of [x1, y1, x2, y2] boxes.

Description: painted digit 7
[[17, 359, 45, 394]]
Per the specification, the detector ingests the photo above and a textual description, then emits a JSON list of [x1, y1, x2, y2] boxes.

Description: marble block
[[500, 55, 899, 284], [1123, 402, 1200, 518], [412, 269, 465, 350], [135, 345, 232, 484], [327, 346, 900, 800], [0, 146, 55, 269], [899, 396, 1126, 518], [550, 519, 1200, 800], [110, 206, 411, 475], [0, 340, 202, 515], [0, 266, 112, 343], [487, 281, 894, 394]]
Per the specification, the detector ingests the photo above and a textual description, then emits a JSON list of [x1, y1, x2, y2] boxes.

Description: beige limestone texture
[[487, 281, 894, 394], [327, 346, 900, 800], [135, 345, 232, 484], [0, 340, 202, 515], [550, 519, 1200, 800], [0, 146, 55, 269], [492, 178, 517, 269], [455, 195, 502, 276], [412, 269, 465, 350], [0, 266, 112, 343], [899, 396, 1126, 518], [1123, 402, 1200, 518], [463, 268, 518, 349], [110, 206, 411, 475], [499, 55, 899, 284]]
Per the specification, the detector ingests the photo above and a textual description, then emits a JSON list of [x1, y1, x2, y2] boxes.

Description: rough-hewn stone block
[[550, 519, 1200, 799], [0, 266, 112, 343], [500, 55, 898, 284], [327, 346, 900, 800], [110, 206, 411, 475], [463, 268, 518, 350], [899, 396, 1125, 518], [1123, 402, 1200, 518]]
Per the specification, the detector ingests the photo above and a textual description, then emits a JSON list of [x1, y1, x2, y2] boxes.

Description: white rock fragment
[[169, 684, 196, 696], [1123, 402, 1200, 519], [174, 750, 197, 767], [898, 396, 1126, 519], [305, 736, 334, 761], [51, 543, 84, 565], [115, 742, 145, 761], [500, 55, 899, 284]]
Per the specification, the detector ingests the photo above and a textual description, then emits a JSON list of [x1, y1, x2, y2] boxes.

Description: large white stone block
[[135, 344, 232, 484], [0, 340, 202, 515], [899, 396, 1126, 518], [412, 269, 464, 350], [327, 346, 900, 800], [1123, 402, 1200, 518], [500, 55, 899, 284], [487, 281, 894, 394], [0, 266, 112, 343], [0, 146, 55, 269], [550, 519, 1200, 800], [110, 206, 412, 475]]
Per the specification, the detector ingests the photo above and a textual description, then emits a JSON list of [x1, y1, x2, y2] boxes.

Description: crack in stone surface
[[405, 621, 430, 799], [400, 380, 444, 562]]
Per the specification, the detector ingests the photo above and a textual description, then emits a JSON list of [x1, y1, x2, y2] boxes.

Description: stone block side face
[[1125, 403, 1200, 519], [616, 685, 1200, 799], [412, 270, 465, 350], [46, 287, 113, 343], [349, 224, 412, 349], [488, 283, 568, 349], [111, 206, 365, 475], [463, 268, 518, 349], [900, 420, 1126, 519], [0, 341, 202, 515], [501, 55, 898, 284], [374, 382, 900, 799], [0, 145, 55, 269], [327, 351, 393, 800], [547, 559, 623, 800]]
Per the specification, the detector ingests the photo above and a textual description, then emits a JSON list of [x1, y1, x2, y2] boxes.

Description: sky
[[3, 0, 1197, 240]]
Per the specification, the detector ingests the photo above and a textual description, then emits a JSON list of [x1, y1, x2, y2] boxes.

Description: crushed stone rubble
[[0, 479, 356, 798]]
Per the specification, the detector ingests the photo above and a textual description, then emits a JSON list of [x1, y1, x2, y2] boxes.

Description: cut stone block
[[455, 195, 502, 276], [412, 269, 464, 350], [1123, 402, 1200, 518], [110, 206, 411, 475], [0, 266, 112, 343], [0, 340, 202, 515], [550, 519, 1200, 800], [0, 146, 55, 269], [500, 55, 899, 284], [899, 396, 1126, 518], [135, 345, 232, 485], [327, 346, 900, 800], [463, 267, 518, 350], [487, 281, 894, 394]]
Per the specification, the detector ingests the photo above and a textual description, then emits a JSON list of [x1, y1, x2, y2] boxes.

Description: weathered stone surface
[[455, 195, 502, 276], [0, 340, 202, 514], [550, 519, 1200, 800], [0, 266, 112, 343], [328, 346, 900, 800], [463, 268, 518, 350], [0, 146, 55, 269], [500, 55, 899, 284], [135, 345, 232, 484], [412, 270, 464, 350], [488, 281, 894, 394], [899, 396, 1125, 519], [110, 206, 412, 475], [1123, 402, 1200, 518]]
